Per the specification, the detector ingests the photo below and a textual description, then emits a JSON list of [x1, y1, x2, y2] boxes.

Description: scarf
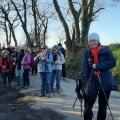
[[90, 46, 100, 64]]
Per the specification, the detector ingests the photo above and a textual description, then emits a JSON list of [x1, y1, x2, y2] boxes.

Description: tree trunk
[[81, 0, 95, 43], [1, 6, 17, 46], [4, 20, 9, 47], [43, 18, 48, 44], [9, 30, 12, 45], [53, 0, 72, 51], [32, 0, 38, 46], [37, 25, 41, 47], [10, 26, 17, 46], [11, 0, 32, 47], [68, 0, 81, 44]]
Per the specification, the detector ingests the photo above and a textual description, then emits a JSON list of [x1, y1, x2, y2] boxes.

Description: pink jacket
[[21, 53, 31, 69]]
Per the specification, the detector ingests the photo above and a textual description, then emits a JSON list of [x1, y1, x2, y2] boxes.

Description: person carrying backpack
[[34, 45, 53, 98], [51, 45, 65, 93], [80, 33, 116, 120], [3, 52, 13, 86], [21, 47, 31, 88]]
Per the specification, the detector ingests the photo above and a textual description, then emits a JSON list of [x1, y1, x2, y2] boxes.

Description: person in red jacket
[[3, 52, 13, 86]]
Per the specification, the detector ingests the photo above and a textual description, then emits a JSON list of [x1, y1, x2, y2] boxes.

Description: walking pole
[[73, 69, 83, 116], [96, 72, 114, 120], [73, 97, 78, 109]]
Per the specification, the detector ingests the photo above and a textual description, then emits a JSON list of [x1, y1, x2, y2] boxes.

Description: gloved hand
[[92, 64, 96, 69]]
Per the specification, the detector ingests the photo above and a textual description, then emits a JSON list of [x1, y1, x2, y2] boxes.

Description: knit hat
[[41, 44, 48, 49], [88, 33, 100, 42], [58, 43, 62, 47], [53, 45, 60, 50]]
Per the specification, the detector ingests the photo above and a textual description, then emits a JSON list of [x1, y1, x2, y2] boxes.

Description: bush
[[66, 48, 85, 72], [112, 50, 120, 84], [109, 43, 120, 51]]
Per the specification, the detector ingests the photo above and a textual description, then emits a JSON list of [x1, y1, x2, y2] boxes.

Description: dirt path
[[0, 80, 66, 120], [0, 75, 120, 120], [21, 75, 120, 120]]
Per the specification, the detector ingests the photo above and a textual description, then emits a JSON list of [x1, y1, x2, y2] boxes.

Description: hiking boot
[[39, 94, 45, 97], [39, 95, 45, 97]]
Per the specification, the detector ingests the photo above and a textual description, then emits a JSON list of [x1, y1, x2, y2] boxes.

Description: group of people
[[0, 43, 66, 98], [0, 32, 117, 120], [0, 47, 32, 88], [34, 44, 65, 97]]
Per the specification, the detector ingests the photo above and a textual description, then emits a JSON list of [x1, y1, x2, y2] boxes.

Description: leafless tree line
[[52, 0, 105, 53], [0, 0, 52, 48], [0, 0, 119, 52]]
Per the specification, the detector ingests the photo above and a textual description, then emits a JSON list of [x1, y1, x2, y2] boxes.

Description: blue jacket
[[81, 46, 116, 91], [35, 50, 53, 72]]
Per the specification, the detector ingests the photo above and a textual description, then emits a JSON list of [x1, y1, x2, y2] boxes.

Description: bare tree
[[0, 2, 18, 46], [36, 9, 49, 45], [30, 0, 54, 47], [10, 0, 32, 47], [52, 0, 72, 51], [0, 18, 10, 46], [52, 0, 105, 53]]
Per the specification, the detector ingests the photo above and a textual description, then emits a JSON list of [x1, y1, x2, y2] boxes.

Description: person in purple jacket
[[21, 47, 31, 88]]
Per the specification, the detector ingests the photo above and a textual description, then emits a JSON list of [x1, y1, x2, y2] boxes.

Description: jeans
[[40, 72, 52, 95], [16, 69, 23, 87], [11, 66, 16, 80], [32, 65, 37, 75], [51, 70, 62, 90], [23, 69, 30, 87], [84, 90, 111, 120], [3, 72, 12, 85]]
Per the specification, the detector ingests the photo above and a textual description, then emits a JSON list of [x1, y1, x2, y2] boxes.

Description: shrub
[[109, 43, 120, 51], [112, 50, 120, 84], [66, 48, 85, 72]]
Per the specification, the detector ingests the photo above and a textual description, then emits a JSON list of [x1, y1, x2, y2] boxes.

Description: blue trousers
[[23, 69, 30, 87], [40, 72, 52, 95], [51, 70, 62, 90]]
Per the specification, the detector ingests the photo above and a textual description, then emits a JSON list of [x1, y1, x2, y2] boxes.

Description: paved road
[[20, 75, 120, 120]]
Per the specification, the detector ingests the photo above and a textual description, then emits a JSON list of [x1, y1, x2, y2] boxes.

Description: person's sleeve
[[96, 47, 116, 70], [81, 50, 89, 80], [46, 53, 53, 64]]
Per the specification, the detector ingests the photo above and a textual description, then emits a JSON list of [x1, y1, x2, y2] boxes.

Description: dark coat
[[16, 50, 25, 70], [81, 46, 116, 93]]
